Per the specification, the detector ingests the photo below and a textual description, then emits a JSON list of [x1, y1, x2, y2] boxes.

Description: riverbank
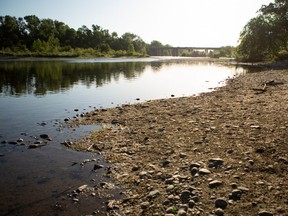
[[71, 69, 288, 215]]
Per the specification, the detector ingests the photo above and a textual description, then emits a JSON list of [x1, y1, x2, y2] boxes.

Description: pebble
[[177, 209, 187, 216], [258, 210, 273, 216], [17, 138, 24, 143], [209, 180, 223, 188], [215, 198, 228, 209], [180, 190, 190, 203], [208, 158, 224, 168], [230, 189, 242, 200], [140, 201, 150, 209], [215, 208, 225, 216], [188, 200, 195, 208], [199, 168, 211, 175], [148, 190, 160, 199], [77, 184, 88, 192]]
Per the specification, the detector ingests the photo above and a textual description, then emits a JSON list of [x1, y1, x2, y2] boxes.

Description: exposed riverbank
[[70, 69, 288, 215]]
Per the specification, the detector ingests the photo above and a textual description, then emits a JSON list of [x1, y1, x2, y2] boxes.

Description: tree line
[[235, 0, 288, 62], [0, 15, 235, 58], [0, 15, 152, 57]]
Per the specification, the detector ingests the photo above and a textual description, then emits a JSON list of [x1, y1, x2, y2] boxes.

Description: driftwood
[[252, 79, 285, 94]]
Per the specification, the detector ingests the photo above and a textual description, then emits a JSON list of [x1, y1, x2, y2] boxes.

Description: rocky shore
[[71, 69, 288, 216]]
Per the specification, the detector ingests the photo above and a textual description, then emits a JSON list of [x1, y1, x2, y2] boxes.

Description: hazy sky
[[0, 0, 273, 47]]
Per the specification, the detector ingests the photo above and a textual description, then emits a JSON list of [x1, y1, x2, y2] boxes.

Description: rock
[[215, 208, 225, 216], [238, 186, 249, 193], [140, 201, 150, 209], [179, 152, 187, 158], [190, 167, 198, 176], [230, 189, 242, 200], [93, 164, 104, 171], [199, 168, 211, 175], [177, 209, 187, 216], [166, 207, 177, 214], [255, 147, 265, 153], [180, 190, 190, 203], [190, 162, 201, 169], [162, 160, 170, 167], [227, 149, 234, 154], [208, 158, 224, 168], [17, 138, 24, 143], [194, 140, 203, 144], [64, 117, 70, 122], [147, 190, 160, 199], [77, 184, 88, 192], [215, 198, 228, 209], [28, 144, 45, 149], [107, 200, 119, 210], [188, 200, 196, 208], [139, 171, 148, 179], [258, 210, 273, 216], [40, 134, 52, 141], [209, 180, 223, 188]]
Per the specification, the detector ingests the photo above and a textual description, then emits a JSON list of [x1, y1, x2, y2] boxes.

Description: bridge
[[149, 46, 221, 56]]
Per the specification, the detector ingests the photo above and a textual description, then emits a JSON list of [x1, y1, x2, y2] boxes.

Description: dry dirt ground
[[71, 69, 288, 216]]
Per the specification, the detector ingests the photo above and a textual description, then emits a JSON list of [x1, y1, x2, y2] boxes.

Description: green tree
[[236, 0, 288, 61]]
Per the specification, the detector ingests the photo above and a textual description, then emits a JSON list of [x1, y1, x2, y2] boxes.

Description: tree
[[236, 0, 288, 61]]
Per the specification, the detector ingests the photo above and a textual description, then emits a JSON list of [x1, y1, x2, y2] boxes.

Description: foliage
[[236, 0, 288, 62], [0, 15, 149, 57]]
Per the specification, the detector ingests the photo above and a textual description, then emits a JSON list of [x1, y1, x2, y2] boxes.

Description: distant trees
[[235, 0, 288, 61], [0, 15, 148, 57]]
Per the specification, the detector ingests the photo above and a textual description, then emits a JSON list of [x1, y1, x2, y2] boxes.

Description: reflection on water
[[0, 57, 250, 215], [0, 60, 148, 96]]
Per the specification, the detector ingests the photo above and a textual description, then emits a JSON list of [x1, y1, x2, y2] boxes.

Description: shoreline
[[71, 69, 288, 215]]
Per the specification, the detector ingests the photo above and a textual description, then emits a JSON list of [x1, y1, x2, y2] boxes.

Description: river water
[[0, 57, 248, 215]]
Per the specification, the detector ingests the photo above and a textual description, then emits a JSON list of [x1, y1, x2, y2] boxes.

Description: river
[[0, 57, 248, 215]]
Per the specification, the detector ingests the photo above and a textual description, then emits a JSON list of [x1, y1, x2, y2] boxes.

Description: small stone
[[215, 198, 228, 209], [188, 200, 195, 208], [231, 189, 242, 200], [227, 149, 233, 154], [209, 180, 223, 188], [77, 184, 88, 192], [255, 147, 265, 153], [194, 140, 203, 144], [258, 210, 273, 216], [190, 167, 198, 175], [177, 209, 187, 216], [93, 164, 104, 170], [162, 160, 170, 167], [190, 163, 201, 168], [166, 207, 177, 214], [199, 168, 211, 175], [179, 153, 187, 158], [208, 158, 224, 168], [180, 190, 190, 203], [140, 201, 150, 209], [139, 171, 148, 179], [215, 208, 225, 216], [238, 186, 249, 193], [17, 138, 24, 143], [28, 144, 40, 148], [40, 134, 52, 141], [148, 190, 160, 199]]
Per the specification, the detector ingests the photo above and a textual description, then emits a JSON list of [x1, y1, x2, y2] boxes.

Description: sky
[[0, 0, 273, 47]]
